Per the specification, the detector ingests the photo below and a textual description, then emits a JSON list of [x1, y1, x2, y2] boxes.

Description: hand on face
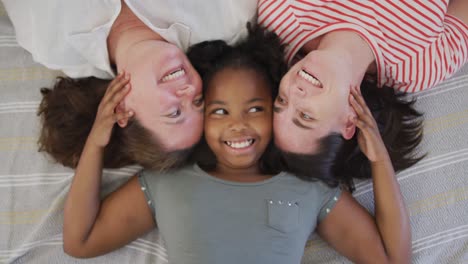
[[119, 41, 204, 151], [349, 86, 389, 163], [88, 72, 133, 148], [273, 50, 356, 154]]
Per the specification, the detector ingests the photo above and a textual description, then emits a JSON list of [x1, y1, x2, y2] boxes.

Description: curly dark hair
[[186, 24, 288, 173], [187, 23, 286, 100], [38, 77, 192, 170], [276, 80, 426, 191]]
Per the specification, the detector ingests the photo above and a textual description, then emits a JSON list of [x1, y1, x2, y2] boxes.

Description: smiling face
[[204, 67, 273, 172], [273, 49, 356, 154], [123, 41, 204, 150]]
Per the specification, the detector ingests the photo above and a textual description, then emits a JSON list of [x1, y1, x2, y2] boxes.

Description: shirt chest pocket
[[267, 199, 299, 234]]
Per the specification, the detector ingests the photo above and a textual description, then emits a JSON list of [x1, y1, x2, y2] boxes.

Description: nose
[[293, 85, 306, 96], [228, 115, 248, 132], [176, 85, 196, 98]]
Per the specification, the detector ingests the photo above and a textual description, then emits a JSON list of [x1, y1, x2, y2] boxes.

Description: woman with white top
[[3, 0, 257, 169]]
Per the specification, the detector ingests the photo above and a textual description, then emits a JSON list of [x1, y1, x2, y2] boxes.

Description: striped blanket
[[1, 2, 467, 263]]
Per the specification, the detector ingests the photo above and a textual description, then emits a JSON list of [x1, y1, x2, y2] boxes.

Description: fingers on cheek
[[122, 83, 132, 95], [110, 84, 131, 104], [110, 72, 129, 91], [111, 81, 128, 96], [118, 76, 130, 88], [357, 120, 367, 130], [351, 97, 363, 114], [114, 85, 131, 107], [117, 73, 130, 90], [110, 72, 125, 87]]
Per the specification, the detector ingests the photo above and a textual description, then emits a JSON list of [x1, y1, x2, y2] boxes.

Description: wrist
[[85, 135, 107, 151], [370, 155, 392, 168]]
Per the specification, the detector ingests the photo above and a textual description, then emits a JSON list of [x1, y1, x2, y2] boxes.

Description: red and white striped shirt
[[258, 0, 468, 92]]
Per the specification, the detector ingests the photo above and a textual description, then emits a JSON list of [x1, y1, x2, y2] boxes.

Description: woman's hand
[[349, 86, 389, 163], [64, 72, 156, 258], [88, 72, 133, 148]]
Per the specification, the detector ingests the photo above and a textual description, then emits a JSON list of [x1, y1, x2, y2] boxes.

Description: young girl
[[63, 26, 411, 264]]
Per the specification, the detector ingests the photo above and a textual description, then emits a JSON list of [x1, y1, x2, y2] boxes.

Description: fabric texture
[[258, 0, 468, 92], [2, 0, 257, 79], [138, 164, 341, 264], [0, 1, 467, 263]]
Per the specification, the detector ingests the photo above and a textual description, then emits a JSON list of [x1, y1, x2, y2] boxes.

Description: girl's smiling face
[[204, 67, 273, 173]]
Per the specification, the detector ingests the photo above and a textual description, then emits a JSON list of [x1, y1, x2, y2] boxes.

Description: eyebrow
[[292, 118, 313, 130], [206, 100, 225, 107], [273, 106, 284, 113], [207, 98, 266, 107], [246, 98, 266, 104]]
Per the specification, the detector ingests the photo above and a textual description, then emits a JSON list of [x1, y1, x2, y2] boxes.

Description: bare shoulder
[[316, 191, 388, 263], [64, 175, 156, 258]]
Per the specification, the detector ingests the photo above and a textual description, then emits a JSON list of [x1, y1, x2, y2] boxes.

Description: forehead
[[206, 68, 271, 100]]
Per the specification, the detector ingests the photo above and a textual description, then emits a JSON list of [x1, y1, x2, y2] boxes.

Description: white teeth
[[161, 68, 185, 82], [299, 70, 323, 87], [225, 139, 254, 149]]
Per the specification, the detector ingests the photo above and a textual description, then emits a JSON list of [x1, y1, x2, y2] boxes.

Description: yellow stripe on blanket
[[0, 196, 64, 225], [0, 210, 45, 225], [304, 186, 468, 253], [304, 239, 330, 253], [0, 67, 62, 81], [0, 5, 5, 17], [424, 109, 468, 135], [408, 186, 468, 216], [0, 137, 36, 151]]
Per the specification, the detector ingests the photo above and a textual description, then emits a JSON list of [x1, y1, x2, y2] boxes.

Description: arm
[[316, 86, 411, 264], [63, 73, 155, 258]]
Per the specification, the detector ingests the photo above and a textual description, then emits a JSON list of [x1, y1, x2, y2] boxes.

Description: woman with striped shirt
[[259, 0, 468, 161]]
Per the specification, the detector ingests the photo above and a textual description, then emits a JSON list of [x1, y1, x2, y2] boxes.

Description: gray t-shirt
[[138, 164, 341, 264]]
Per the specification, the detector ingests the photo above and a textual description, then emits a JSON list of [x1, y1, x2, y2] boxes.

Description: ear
[[341, 112, 356, 140], [115, 100, 129, 128]]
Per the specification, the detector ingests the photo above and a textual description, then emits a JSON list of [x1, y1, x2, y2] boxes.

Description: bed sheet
[[1, 1, 467, 263]]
